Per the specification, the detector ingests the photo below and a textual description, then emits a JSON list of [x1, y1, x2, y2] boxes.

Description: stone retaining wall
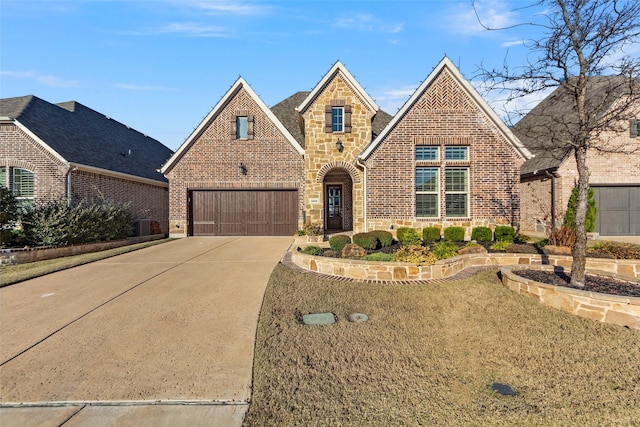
[[290, 248, 640, 282], [0, 234, 166, 265], [501, 265, 640, 330]]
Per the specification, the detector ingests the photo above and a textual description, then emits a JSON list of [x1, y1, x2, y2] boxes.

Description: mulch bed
[[515, 270, 640, 298]]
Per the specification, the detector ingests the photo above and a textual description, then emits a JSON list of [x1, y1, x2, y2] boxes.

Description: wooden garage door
[[190, 190, 298, 236], [593, 186, 640, 236]]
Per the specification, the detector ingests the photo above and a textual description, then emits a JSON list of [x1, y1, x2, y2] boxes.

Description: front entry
[[326, 185, 343, 230]]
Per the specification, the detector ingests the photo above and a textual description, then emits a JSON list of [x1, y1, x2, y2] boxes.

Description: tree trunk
[[570, 145, 589, 287]]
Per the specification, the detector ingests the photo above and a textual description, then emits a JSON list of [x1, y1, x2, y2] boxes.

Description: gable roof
[[161, 77, 303, 174], [0, 95, 173, 184], [360, 57, 532, 160], [514, 75, 635, 176], [296, 61, 379, 114]]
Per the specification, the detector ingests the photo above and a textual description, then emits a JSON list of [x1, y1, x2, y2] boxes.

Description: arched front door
[[324, 169, 353, 231]]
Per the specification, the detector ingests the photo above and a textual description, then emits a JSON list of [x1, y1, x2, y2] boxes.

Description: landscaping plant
[[392, 245, 437, 265], [547, 226, 576, 248], [370, 230, 393, 247], [362, 252, 394, 262], [490, 240, 512, 252], [471, 226, 492, 242], [564, 185, 597, 232], [494, 225, 515, 242], [396, 227, 422, 246], [422, 226, 441, 243], [443, 226, 465, 242], [0, 186, 19, 247], [329, 235, 351, 251], [352, 232, 379, 250], [300, 245, 323, 255], [431, 241, 459, 260]]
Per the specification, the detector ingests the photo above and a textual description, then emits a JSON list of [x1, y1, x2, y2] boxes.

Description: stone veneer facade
[[300, 74, 374, 233]]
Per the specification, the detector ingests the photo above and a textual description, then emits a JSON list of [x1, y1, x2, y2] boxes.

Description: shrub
[[0, 187, 19, 247], [494, 226, 515, 242], [505, 243, 540, 254], [300, 245, 323, 255], [431, 241, 459, 260], [329, 234, 351, 251], [353, 232, 379, 250], [471, 226, 492, 242], [362, 252, 394, 262], [396, 227, 422, 246], [21, 199, 134, 247], [422, 226, 441, 243], [296, 229, 306, 236], [490, 240, 512, 251], [371, 230, 393, 247], [303, 223, 323, 236], [547, 226, 576, 248], [443, 226, 465, 242], [564, 185, 597, 232], [392, 245, 437, 265], [590, 241, 640, 260]]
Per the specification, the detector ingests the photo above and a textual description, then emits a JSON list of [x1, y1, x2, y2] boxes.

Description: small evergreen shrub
[[396, 227, 422, 246], [392, 245, 437, 265], [443, 226, 465, 242], [329, 234, 351, 251], [564, 185, 597, 232], [362, 252, 394, 262], [0, 187, 19, 247], [490, 240, 512, 251], [431, 241, 459, 260], [371, 230, 393, 247], [422, 226, 441, 243], [494, 225, 515, 242], [300, 245, 323, 255], [471, 226, 492, 242], [352, 232, 379, 250]]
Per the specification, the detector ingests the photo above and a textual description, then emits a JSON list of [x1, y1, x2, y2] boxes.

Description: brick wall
[[165, 86, 305, 236], [365, 67, 524, 237]]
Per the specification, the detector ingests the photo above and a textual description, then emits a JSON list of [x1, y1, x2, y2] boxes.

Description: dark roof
[[0, 95, 173, 183], [269, 91, 393, 150], [514, 76, 634, 175]]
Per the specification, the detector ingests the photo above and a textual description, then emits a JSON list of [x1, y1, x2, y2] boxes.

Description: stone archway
[[323, 168, 354, 231]]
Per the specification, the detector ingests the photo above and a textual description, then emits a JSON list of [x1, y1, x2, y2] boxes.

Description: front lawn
[[245, 265, 640, 426]]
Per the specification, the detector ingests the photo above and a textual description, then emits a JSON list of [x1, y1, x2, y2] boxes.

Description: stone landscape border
[[288, 246, 640, 329]]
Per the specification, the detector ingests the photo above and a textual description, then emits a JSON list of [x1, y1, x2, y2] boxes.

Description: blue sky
[[2, 0, 565, 151]]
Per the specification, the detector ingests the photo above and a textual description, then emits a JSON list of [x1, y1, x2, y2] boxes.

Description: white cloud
[[0, 70, 79, 88], [501, 39, 525, 48], [178, 0, 271, 15], [125, 22, 229, 37], [473, 79, 554, 124], [372, 85, 417, 113]]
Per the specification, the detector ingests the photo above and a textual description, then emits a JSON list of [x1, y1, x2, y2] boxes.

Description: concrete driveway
[[0, 237, 292, 426]]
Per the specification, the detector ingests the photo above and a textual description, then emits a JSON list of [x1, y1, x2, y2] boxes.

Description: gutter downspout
[[356, 156, 367, 232], [544, 170, 556, 230]]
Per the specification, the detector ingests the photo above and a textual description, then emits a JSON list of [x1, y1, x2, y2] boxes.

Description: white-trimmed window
[[445, 146, 468, 161], [416, 146, 439, 161], [445, 168, 468, 217], [416, 167, 439, 217], [12, 168, 34, 199]]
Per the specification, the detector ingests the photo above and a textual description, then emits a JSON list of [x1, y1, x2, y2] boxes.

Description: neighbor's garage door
[[593, 186, 640, 236], [190, 190, 298, 236]]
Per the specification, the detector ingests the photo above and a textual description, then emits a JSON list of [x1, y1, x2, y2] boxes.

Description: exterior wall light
[[239, 162, 247, 175], [336, 139, 344, 152]]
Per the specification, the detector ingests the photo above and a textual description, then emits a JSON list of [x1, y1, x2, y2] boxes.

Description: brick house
[[161, 58, 531, 238], [515, 77, 640, 236], [0, 95, 173, 235]]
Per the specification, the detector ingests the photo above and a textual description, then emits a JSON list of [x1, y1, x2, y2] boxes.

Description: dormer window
[[231, 111, 254, 140], [325, 101, 352, 133]]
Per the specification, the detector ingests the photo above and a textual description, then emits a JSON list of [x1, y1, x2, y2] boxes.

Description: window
[[416, 146, 439, 161], [236, 116, 248, 139], [332, 107, 344, 132], [12, 168, 34, 198], [0, 167, 6, 189], [416, 168, 439, 217], [445, 168, 468, 217], [631, 119, 639, 138], [445, 146, 468, 161], [231, 113, 254, 140]]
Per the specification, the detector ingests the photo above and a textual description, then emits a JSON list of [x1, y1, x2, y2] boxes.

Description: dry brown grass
[[245, 265, 640, 426]]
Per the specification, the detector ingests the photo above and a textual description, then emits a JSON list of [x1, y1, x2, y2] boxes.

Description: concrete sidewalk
[[0, 237, 292, 426]]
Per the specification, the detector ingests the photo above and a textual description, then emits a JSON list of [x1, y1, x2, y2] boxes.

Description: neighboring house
[[514, 77, 640, 236], [0, 95, 173, 235], [161, 58, 531, 238]]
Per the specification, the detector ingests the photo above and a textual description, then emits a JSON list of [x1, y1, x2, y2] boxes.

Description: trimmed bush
[[362, 252, 394, 262], [353, 232, 379, 250], [300, 245, 323, 255], [422, 226, 441, 243], [471, 226, 492, 242], [431, 241, 459, 260], [564, 185, 597, 232], [371, 230, 393, 247], [396, 227, 422, 246], [494, 225, 515, 242], [392, 245, 437, 265], [329, 234, 351, 251], [443, 226, 465, 242]]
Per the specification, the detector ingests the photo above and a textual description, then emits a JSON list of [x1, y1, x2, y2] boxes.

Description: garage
[[189, 190, 298, 236], [593, 186, 640, 236]]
